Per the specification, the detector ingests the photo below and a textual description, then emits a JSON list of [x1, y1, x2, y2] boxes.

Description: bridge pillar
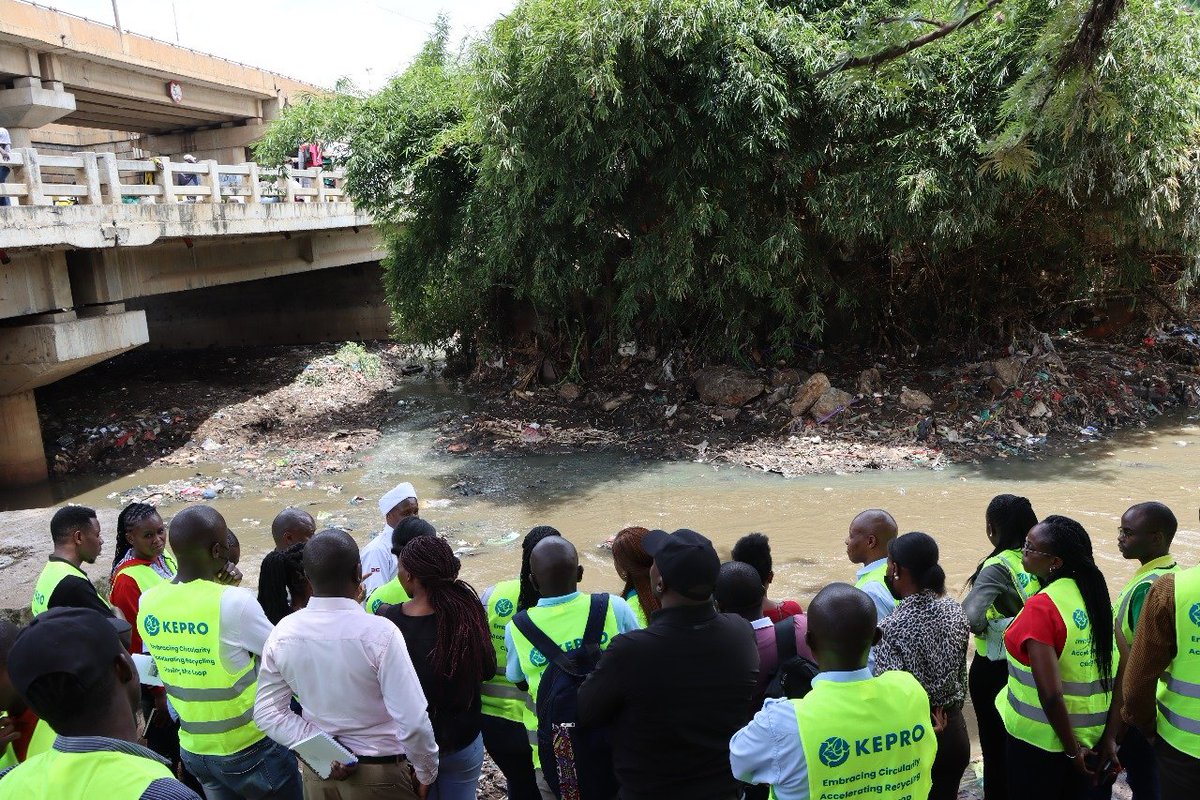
[[0, 390, 48, 486], [0, 308, 149, 487]]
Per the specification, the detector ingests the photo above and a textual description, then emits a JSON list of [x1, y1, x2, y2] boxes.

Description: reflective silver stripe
[[165, 669, 256, 702], [482, 682, 532, 702], [527, 728, 539, 746], [1164, 673, 1200, 700], [1007, 663, 1106, 696], [1006, 689, 1108, 728], [1158, 701, 1200, 735], [176, 706, 256, 735]]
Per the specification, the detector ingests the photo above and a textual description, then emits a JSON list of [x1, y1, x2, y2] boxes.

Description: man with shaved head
[[846, 509, 900, 621], [732, 583, 937, 800], [138, 505, 302, 800], [255, 529, 438, 798], [504, 535, 640, 797], [1097, 501, 1179, 797], [257, 507, 316, 624]]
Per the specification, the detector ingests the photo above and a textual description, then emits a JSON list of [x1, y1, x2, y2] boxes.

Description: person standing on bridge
[[0, 127, 11, 206], [138, 505, 301, 800]]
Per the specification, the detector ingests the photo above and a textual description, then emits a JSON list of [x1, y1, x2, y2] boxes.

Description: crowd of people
[[0, 481, 1197, 800]]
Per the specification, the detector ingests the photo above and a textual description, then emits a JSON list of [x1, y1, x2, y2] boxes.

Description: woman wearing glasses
[[961, 495, 1041, 800], [997, 515, 1115, 799]]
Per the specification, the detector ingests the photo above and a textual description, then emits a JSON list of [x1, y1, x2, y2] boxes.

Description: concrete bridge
[[0, 148, 387, 488]]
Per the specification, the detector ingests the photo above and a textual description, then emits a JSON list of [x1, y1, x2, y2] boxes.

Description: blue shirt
[[504, 591, 641, 683], [856, 558, 897, 622], [729, 668, 874, 800]]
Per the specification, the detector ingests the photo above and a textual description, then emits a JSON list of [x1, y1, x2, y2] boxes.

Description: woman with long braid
[[107, 502, 202, 795], [611, 526, 660, 626], [962, 494, 1040, 800], [384, 535, 496, 800], [998, 514, 1115, 799]]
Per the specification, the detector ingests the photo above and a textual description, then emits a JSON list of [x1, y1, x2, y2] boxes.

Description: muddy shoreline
[[25, 326, 1200, 492]]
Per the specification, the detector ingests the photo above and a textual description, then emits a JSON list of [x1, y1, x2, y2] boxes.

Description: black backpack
[[764, 616, 820, 700], [512, 594, 619, 800]]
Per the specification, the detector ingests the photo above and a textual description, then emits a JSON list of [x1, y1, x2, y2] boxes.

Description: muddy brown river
[[3, 380, 1197, 607]]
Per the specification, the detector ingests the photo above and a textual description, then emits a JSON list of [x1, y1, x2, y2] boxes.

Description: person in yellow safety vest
[[730, 582, 937, 800], [31, 506, 116, 620], [0, 607, 201, 799], [962, 494, 1040, 800], [365, 517, 437, 614], [137, 505, 302, 800], [479, 525, 562, 800], [1096, 501, 1179, 799], [997, 515, 1116, 800], [1120, 563, 1200, 800], [503, 536, 640, 796], [0, 620, 55, 770], [846, 509, 900, 622]]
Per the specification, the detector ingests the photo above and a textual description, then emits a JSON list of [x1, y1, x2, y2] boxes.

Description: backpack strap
[[513, 605, 582, 676], [582, 593, 610, 647], [773, 616, 798, 662]]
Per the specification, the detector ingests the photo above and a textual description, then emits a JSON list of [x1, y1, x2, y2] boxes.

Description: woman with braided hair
[[611, 526, 660, 626], [107, 502, 202, 795], [999, 514, 1115, 799], [384, 535, 496, 800]]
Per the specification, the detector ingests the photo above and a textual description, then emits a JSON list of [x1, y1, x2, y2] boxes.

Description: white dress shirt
[[253, 596, 439, 785], [358, 528, 397, 601]]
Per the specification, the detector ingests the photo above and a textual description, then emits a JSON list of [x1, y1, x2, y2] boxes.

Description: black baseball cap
[[643, 528, 721, 601], [8, 607, 132, 698]]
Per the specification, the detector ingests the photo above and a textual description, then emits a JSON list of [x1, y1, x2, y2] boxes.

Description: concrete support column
[[0, 390, 47, 486]]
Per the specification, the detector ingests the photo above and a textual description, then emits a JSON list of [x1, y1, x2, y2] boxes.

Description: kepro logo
[[143, 614, 161, 637], [370, 598, 383, 613], [1017, 572, 1030, 589], [819, 736, 851, 767], [496, 598, 514, 617], [1073, 609, 1089, 630], [1189, 602, 1200, 627], [529, 649, 547, 668]]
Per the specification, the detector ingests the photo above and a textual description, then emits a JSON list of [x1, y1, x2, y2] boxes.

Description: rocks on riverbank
[[439, 326, 1200, 476]]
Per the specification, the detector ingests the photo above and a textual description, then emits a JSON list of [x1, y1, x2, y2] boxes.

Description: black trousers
[[1155, 737, 1200, 800], [1119, 726, 1159, 800], [1005, 734, 1113, 800], [139, 689, 205, 796], [481, 713, 540, 800], [932, 707, 971, 800], [969, 655, 1009, 800]]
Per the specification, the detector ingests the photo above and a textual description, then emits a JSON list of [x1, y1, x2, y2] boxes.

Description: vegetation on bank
[[257, 0, 1200, 369]]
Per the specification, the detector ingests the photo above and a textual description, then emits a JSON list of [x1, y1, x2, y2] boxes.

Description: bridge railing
[[0, 148, 348, 206]]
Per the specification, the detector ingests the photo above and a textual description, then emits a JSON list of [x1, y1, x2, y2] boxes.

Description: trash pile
[[107, 478, 246, 508], [444, 325, 1200, 475]]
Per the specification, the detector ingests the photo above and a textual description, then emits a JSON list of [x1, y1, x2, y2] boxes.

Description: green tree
[[259, 0, 1200, 365]]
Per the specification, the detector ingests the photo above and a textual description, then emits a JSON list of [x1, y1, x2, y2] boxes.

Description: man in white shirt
[[359, 483, 419, 599], [254, 529, 438, 799]]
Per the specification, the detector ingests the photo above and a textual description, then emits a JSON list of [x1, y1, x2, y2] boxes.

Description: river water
[[26, 378, 1200, 601]]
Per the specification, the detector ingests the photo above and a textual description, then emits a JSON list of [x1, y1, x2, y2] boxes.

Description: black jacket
[[577, 602, 759, 800]]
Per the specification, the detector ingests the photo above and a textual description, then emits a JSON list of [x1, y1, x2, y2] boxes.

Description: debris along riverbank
[[38, 342, 431, 490], [34, 325, 1200, 489], [440, 325, 1200, 477]]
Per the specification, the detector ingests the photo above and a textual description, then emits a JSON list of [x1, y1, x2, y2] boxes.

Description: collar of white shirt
[[304, 596, 366, 612]]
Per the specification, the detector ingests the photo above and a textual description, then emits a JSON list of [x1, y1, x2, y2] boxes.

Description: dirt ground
[[30, 324, 1200, 490]]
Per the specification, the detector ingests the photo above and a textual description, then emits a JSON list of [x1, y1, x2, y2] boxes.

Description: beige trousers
[[300, 759, 416, 800]]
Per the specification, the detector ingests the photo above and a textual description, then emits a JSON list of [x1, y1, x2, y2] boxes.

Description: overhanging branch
[[817, 0, 1006, 81]]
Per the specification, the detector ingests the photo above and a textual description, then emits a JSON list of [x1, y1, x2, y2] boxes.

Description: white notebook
[[294, 732, 358, 779]]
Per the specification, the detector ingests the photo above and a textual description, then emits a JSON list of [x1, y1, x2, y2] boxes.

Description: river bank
[[27, 324, 1198, 490]]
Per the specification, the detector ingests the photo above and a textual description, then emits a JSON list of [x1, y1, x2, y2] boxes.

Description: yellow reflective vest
[[998, 577, 1113, 751], [0, 744, 174, 799], [1157, 565, 1200, 757], [30, 560, 111, 617], [366, 577, 410, 614], [481, 580, 534, 724], [974, 549, 1040, 658], [137, 580, 264, 756]]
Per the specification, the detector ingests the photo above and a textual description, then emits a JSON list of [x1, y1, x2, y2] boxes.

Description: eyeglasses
[[1021, 541, 1056, 559]]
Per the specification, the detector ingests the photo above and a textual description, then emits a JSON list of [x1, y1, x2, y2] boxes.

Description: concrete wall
[[127, 262, 392, 349]]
